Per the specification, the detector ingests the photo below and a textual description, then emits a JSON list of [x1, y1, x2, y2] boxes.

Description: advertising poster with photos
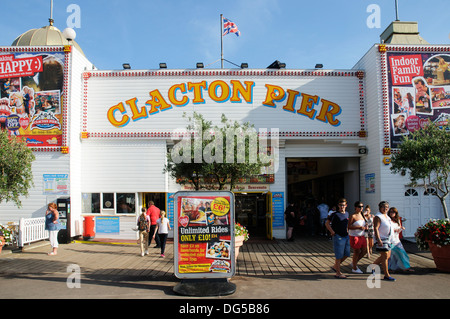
[[0, 51, 65, 147], [388, 51, 450, 149], [174, 192, 235, 279]]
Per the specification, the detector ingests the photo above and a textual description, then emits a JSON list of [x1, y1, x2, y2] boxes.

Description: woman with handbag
[[370, 201, 396, 281]]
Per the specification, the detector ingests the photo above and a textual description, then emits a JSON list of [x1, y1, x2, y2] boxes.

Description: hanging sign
[[174, 191, 235, 279]]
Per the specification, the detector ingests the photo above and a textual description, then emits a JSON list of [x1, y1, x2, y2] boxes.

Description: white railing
[[18, 217, 49, 247]]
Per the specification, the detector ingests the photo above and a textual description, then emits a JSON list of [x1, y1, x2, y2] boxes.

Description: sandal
[[334, 274, 347, 279]]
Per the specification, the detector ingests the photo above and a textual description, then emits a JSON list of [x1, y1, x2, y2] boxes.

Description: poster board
[[387, 51, 450, 149], [174, 191, 235, 279], [0, 50, 65, 147]]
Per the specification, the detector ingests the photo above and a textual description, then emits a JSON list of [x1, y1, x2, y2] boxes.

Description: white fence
[[18, 217, 49, 247]]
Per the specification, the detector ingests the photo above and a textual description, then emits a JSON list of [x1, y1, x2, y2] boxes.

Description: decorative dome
[[11, 20, 85, 56]]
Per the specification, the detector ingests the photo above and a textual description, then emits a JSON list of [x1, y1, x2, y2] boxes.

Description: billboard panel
[[387, 51, 450, 149], [0, 51, 65, 147]]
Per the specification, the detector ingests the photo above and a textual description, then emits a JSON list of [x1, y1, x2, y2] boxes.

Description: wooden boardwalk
[[0, 237, 436, 278]]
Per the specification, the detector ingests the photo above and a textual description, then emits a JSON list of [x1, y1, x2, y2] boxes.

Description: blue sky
[[1, 0, 449, 70]]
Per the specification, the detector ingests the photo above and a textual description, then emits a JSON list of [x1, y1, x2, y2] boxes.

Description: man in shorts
[[326, 198, 350, 279]]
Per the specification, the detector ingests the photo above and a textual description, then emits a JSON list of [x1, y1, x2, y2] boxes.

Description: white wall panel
[[0, 152, 69, 224], [81, 139, 166, 192]]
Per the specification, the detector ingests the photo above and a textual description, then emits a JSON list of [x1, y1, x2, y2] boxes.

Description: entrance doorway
[[287, 157, 359, 236], [143, 193, 166, 211], [235, 193, 269, 238]]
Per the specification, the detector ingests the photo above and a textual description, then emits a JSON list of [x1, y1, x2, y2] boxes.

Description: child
[[363, 205, 374, 258], [137, 207, 150, 256], [156, 211, 170, 257]]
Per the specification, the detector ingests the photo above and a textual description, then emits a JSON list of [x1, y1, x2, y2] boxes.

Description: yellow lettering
[[230, 80, 254, 103], [209, 80, 230, 102], [187, 81, 207, 104], [297, 93, 319, 119], [126, 97, 147, 121], [168, 83, 189, 106], [107, 102, 130, 127], [316, 99, 342, 126], [262, 84, 285, 107], [282, 89, 300, 113], [146, 89, 172, 115]]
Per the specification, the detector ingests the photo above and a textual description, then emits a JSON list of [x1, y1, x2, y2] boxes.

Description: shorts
[[333, 234, 350, 260], [350, 236, 367, 249]]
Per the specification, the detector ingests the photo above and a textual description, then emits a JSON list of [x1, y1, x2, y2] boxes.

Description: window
[[405, 188, 418, 196], [103, 193, 115, 210], [424, 188, 437, 196], [82, 192, 136, 214], [82, 193, 100, 214], [116, 193, 136, 214]]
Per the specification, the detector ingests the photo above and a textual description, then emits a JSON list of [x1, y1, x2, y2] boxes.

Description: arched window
[[405, 188, 418, 196], [424, 187, 437, 196]]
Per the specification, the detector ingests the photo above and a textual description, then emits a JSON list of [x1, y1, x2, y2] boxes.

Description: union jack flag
[[223, 18, 240, 37]]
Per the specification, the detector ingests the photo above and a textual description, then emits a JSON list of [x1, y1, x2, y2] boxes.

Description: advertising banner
[[174, 191, 235, 279], [387, 52, 450, 149], [0, 51, 65, 147]]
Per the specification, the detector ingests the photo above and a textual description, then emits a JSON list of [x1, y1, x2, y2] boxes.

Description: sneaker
[[141, 252, 144, 257], [145, 250, 149, 255], [384, 276, 396, 281], [352, 267, 363, 274], [161, 254, 165, 258]]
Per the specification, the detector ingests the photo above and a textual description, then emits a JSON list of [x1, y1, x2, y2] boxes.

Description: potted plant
[[415, 219, 450, 272], [0, 224, 13, 253], [234, 223, 249, 260]]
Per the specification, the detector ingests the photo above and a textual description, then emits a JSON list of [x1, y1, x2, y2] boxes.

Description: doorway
[[286, 157, 359, 236], [143, 193, 166, 211], [235, 193, 269, 238]]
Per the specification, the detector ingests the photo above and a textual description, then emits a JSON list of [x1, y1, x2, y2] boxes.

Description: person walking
[[326, 198, 351, 279], [285, 203, 296, 241], [156, 211, 170, 257], [363, 205, 374, 258], [388, 207, 414, 272], [45, 202, 60, 256], [137, 207, 150, 256], [317, 200, 329, 237], [348, 201, 367, 274], [371, 201, 396, 281], [147, 201, 161, 248]]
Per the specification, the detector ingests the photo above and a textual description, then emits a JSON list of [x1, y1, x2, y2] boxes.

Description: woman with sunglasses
[[372, 201, 396, 281], [348, 201, 367, 274]]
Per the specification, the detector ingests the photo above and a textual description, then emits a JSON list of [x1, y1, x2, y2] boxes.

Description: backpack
[[137, 214, 148, 231]]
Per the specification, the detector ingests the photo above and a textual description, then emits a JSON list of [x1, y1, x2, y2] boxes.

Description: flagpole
[[220, 14, 224, 69]]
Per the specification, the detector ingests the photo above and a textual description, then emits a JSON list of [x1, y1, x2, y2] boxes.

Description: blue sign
[[95, 216, 120, 234], [272, 192, 285, 228]]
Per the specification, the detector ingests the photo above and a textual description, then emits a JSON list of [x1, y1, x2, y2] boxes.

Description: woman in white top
[[371, 201, 396, 281], [348, 201, 367, 274], [156, 211, 170, 257], [388, 207, 413, 272]]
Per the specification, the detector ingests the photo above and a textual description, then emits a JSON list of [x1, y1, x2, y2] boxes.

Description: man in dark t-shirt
[[326, 198, 350, 279]]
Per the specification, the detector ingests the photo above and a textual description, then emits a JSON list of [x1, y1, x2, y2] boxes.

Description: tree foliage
[[164, 112, 270, 191], [390, 122, 450, 219], [0, 130, 35, 208]]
